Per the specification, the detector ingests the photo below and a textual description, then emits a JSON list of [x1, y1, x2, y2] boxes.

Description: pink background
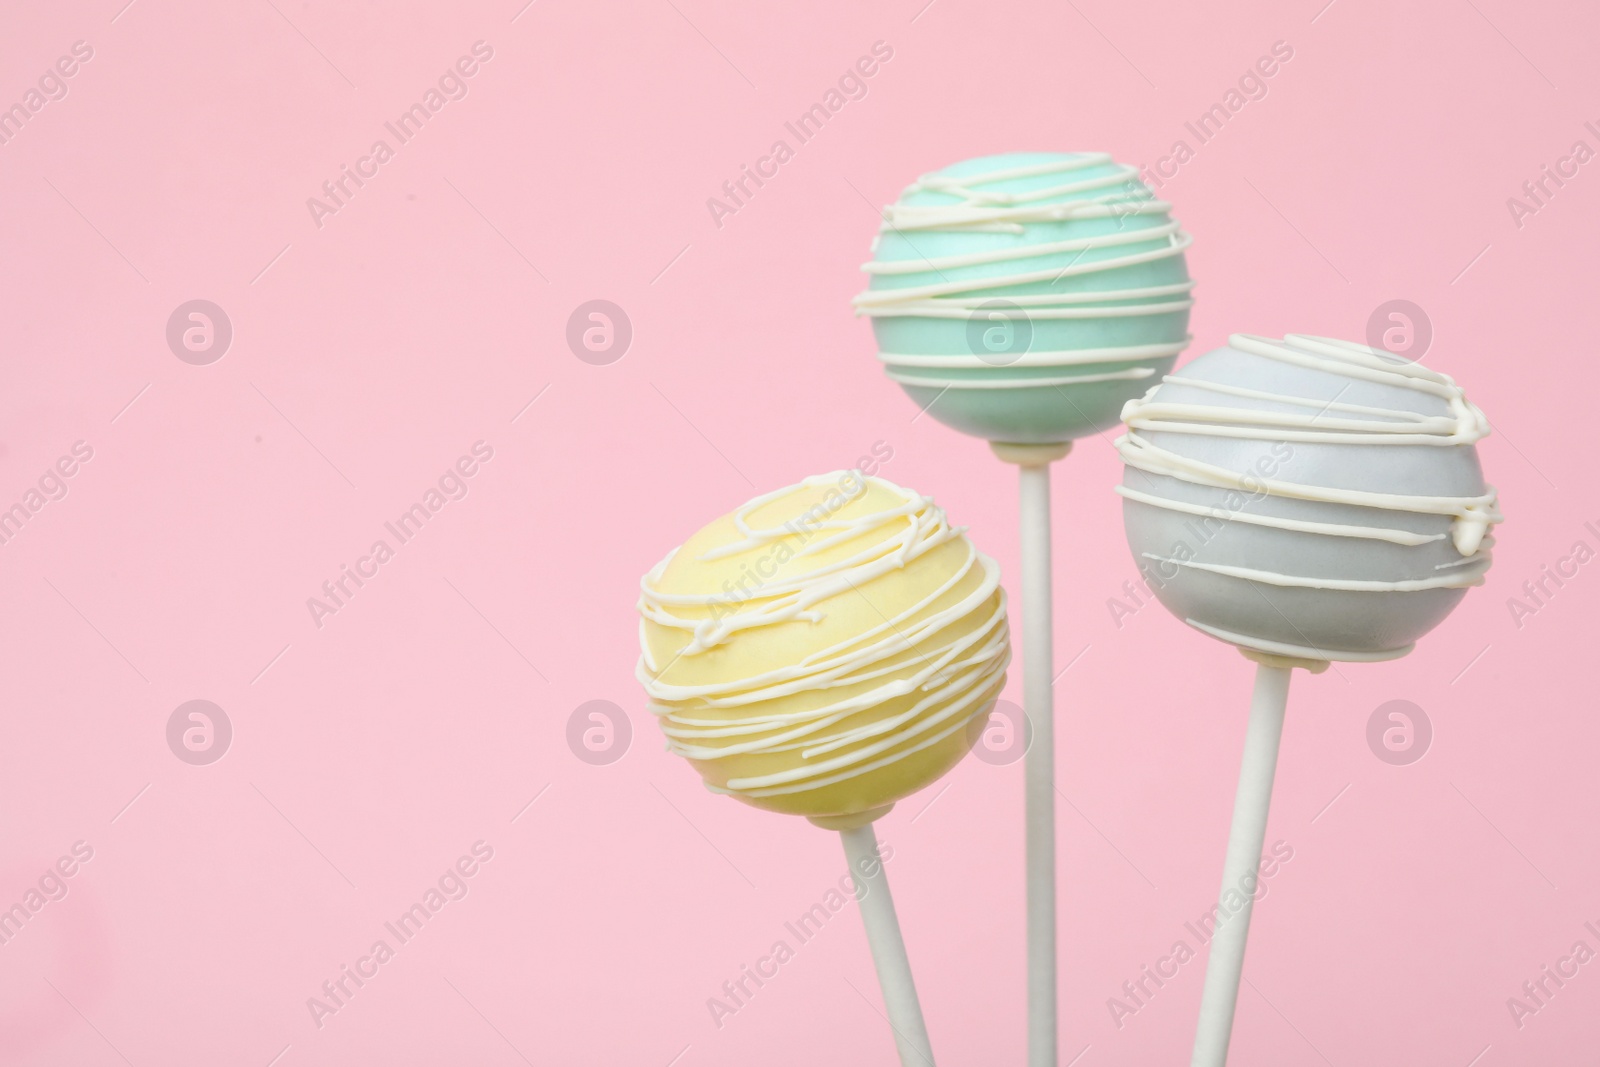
[[2, 0, 1596, 1063]]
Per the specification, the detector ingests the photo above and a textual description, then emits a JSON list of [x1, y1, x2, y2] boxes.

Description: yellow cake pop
[[637, 469, 1010, 829]]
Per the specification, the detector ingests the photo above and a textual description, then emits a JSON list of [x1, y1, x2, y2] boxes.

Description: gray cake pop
[[1116, 333, 1502, 661]]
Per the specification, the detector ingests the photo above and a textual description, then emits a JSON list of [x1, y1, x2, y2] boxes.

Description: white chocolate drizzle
[[852, 155, 1194, 392], [1115, 334, 1504, 593], [637, 475, 1009, 800]]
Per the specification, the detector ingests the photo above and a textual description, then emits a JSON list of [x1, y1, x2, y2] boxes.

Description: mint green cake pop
[[854, 152, 1194, 444]]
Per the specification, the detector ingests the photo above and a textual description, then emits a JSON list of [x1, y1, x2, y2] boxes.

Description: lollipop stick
[[839, 821, 936, 1067], [1020, 460, 1059, 1067], [993, 441, 1071, 1067], [1190, 659, 1299, 1067]]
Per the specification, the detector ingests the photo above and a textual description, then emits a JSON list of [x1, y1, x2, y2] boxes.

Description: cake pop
[[854, 151, 1193, 445], [1115, 333, 1502, 1067], [855, 152, 1195, 1066], [638, 470, 1010, 1066], [1118, 333, 1499, 661]]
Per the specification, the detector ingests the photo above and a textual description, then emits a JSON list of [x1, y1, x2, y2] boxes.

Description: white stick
[[1189, 661, 1293, 1067], [1019, 460, 1059, 1067], [841, 821, 936, 1067], [992, 440, 1071, 1066]]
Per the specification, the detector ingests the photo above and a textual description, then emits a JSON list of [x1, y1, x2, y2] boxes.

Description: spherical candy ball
[[854, 152, 1194, 445], [637, 472, 1010, 827], [1116, 334, 1502, 661]]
